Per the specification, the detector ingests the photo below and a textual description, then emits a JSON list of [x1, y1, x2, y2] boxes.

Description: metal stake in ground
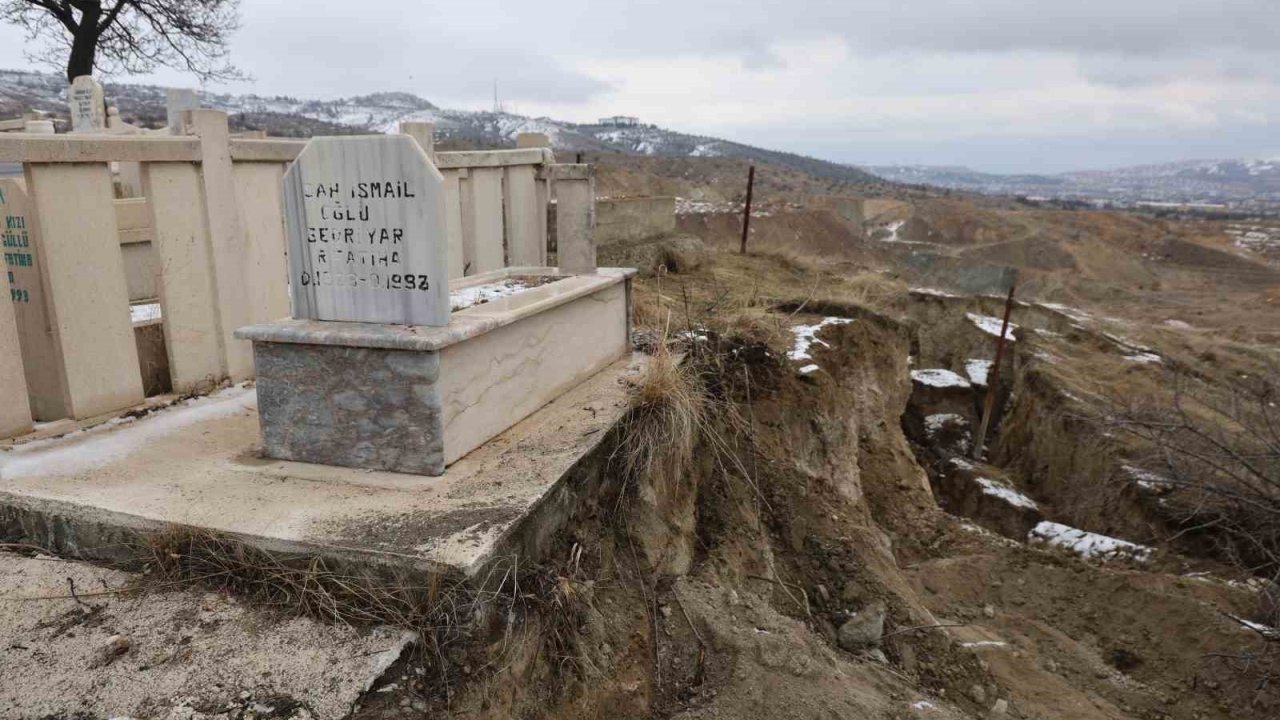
[[972, 271, 1018, 460], [739, 164, 756, 254]]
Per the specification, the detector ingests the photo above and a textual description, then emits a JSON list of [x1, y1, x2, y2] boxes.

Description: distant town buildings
[[598, 115, 639, 127]]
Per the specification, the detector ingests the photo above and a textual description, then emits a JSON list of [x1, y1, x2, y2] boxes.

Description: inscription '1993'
[[300, 271, 430, 290]]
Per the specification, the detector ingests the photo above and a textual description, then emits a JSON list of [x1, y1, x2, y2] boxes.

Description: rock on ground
[[837, 600, 887, 650], [0, 551, 411, 720]]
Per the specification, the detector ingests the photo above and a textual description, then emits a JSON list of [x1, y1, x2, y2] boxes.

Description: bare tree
[[1, 0, 242, 83]]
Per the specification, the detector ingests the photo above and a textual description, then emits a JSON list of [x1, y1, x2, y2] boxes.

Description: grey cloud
[[228, 7, 610, 104], [192, 1, 1280, 98], [545, 0, 1280, 74], [1075, 49, 1280, 88]]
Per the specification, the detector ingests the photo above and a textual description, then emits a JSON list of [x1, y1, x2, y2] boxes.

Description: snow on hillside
[[0, 68, 873, 186]]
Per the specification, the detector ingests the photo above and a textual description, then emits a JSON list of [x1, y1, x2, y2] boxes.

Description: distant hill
[[868, 160, 1280, 211], [0, 69, 879, 187]]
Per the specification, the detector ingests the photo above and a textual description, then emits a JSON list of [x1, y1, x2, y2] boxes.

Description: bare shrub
[[1105, 371, 1280, 580]]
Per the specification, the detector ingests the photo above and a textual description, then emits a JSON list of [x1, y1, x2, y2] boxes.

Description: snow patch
[[966, 313, 1018, 341], [450, 280, 531, 311], [1124, 351, 1163, 364], [964, 358, 992, 386], [1028, 521, 1152, 562], [911, 368, 971, 389], [910, 287, 959, 298], [1039, 302, 1092, 324], [676, 329, 711, 344], [925, 413, 967, 436], [130, 302, 161, 325], [1122, 464, 1173, 491], [975, 477, 1038, 510], [1225, 613, 1280, 639], [788, 317, 854, 372]]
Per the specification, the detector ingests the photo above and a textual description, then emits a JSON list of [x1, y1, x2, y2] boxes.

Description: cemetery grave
[[0, 96, 644, 579]]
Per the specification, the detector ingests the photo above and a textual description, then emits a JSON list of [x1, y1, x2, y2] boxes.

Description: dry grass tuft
[[141, 528, 477, 632], [617, 336, 707, 495], [833, 272, 909, 314]]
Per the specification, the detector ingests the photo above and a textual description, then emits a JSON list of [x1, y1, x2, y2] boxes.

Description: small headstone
[[283, 135, 449, 325], [166, 88, 200, 132], [68, 75, 105, 133]]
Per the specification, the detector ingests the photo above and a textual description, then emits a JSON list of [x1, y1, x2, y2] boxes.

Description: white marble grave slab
[[283, 135, 450, 325]]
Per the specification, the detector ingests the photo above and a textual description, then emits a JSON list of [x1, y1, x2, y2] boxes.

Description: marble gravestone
[[283, 135, 449, 326], [68, 76, 106, 133], [165, 88, 200, 132], [239, 133, 636, 476]]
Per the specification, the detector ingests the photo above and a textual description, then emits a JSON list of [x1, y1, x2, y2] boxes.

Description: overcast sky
[[1, 0, 1277, 173]]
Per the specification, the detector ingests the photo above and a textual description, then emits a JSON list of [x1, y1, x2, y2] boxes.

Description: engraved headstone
[[283, 135, 449, 325], [68, 75, 106, 133], [0, 178, 62, 419], [166, 88, 199, 132]]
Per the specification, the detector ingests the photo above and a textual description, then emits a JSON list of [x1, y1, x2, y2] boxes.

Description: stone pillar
[[551, 164, 596, 274], [24, 162, 143, 418], [142, 161, 226, 393], [186, 109, 254, 380], [504, 164, 544, 266], [399, 121, 435, 164], [68, 75, 106, 133], [106, 106, 124, 131], [468, 167, 504, 274]]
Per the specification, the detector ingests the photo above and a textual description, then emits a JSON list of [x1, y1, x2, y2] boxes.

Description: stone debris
[[837, 600, 887, 651]]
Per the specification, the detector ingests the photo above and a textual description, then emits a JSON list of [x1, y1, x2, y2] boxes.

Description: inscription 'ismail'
[[303, 181, 416, 199]]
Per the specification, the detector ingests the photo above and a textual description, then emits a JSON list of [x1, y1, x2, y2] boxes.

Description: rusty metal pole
[[972, 274, 1018, 460], [739, 164, 755, 254]]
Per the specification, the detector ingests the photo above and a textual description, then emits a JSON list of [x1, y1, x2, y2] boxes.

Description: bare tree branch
[[2, 0, 244, 82]]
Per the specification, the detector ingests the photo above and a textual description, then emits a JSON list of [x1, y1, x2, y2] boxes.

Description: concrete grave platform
[[239, 266, 634, 476], [0, 352, 648, 578]]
